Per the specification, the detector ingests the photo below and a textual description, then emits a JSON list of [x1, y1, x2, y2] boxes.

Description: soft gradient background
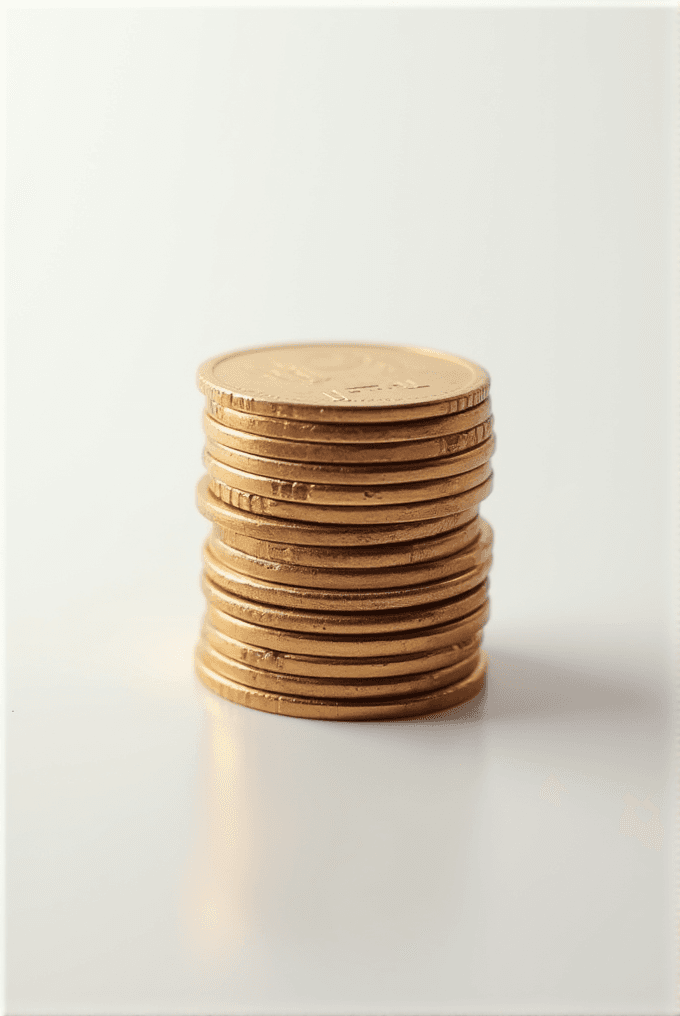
[[6, 7, 677, 1015]]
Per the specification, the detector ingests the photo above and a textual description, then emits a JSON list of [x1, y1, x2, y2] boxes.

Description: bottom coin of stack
[[194, 343, 495, 721]]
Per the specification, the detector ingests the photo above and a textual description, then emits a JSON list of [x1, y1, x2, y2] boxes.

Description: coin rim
[[204, 598, 490, 656], [196, 635, 481, 698], [202, 616, 484, 677], [197, 475, 481, 545], [203, 539, 492, 610], [204, 394, 491, 443], [207, 473, 493, 524], [194, 649, 488, 720], [202, 412, 494, 464], [201, 571, 489, 633], [209, 515, 483, 568], [208, 519, 492, 589], [204, 452, 492, 506], [204, 433, 496, 485]]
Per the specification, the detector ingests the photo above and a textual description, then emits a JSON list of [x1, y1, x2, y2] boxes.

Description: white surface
[[6, 8, 677, 1015]]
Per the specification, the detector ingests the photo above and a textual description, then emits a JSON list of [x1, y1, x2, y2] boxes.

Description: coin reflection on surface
[[182, 690, 257, 969]]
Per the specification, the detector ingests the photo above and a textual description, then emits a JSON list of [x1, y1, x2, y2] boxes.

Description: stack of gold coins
[[195, 343, 495, 721]]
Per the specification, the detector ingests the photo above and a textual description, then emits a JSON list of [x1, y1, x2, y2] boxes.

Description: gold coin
[[198, 344, 490, 423], [203, 579, 488, 640], [194, 649, 488, 720], [205, 599, 490, 658], [197, 475, 479, 545], [203, 411, 494, 464], [203, 538, 492, 610], [202, 617, 483, 678], [210, 516, 482, 569], [208, 519, 493, 590], [204, 396, 491, 443], [204, 433, 496, 485], [208, 473, 493, 524], [204, 451, 492, 506], [196, 636, 480, 698]]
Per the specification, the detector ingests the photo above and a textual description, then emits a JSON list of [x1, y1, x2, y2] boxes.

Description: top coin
[[197, 343, 490, 423]]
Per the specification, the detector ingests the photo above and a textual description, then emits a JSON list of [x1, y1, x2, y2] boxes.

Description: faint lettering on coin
[[322, 379, 431, 402]]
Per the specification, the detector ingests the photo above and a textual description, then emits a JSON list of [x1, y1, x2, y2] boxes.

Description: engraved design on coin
[[322, 377, 431, 403], [199, 344, 488, 416], [262, 348, 381, 386]]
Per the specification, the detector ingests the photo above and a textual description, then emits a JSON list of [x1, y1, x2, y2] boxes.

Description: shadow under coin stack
[[195, 344, 495, 721]]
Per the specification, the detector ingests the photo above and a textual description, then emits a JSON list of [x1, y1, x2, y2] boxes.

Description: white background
[[6, 7, 677, 1015]]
